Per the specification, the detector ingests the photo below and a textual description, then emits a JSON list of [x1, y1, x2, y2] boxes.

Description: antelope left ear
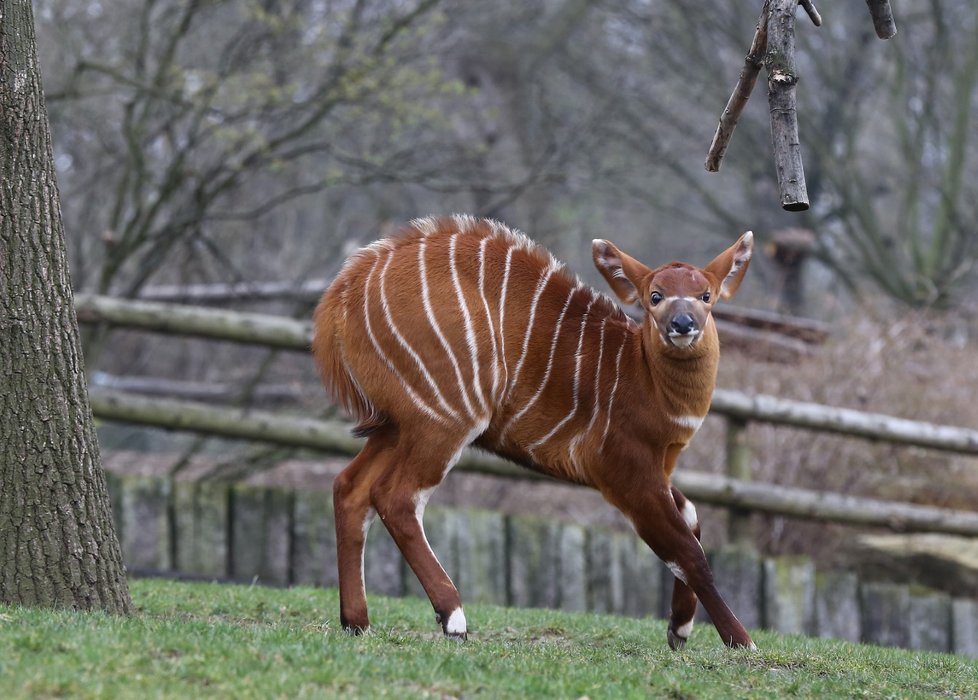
[[705, 231, 753, 300], [592, 239, 651, 305]]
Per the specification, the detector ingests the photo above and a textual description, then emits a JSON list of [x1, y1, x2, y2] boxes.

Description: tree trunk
[[0, 0, 132, 612]]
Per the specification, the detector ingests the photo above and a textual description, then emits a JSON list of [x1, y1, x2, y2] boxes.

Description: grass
[[0, 579, 975, 699]]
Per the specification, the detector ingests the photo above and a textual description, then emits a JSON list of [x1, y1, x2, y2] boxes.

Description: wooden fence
[[89, 388, 978, 537], [104, 471, 978, 657]]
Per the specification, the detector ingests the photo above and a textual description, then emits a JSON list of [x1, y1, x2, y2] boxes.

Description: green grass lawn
[[0, 578, 975, 699]]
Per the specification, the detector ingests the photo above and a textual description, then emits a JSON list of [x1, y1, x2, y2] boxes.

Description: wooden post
[[763, 556, 816, 635], [727, 418, 754, 548], [726, 418, 754, 547]]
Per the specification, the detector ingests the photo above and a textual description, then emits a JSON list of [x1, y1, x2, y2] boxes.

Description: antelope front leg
[[667, 485, 701, 650], [605, 479, 755, 649], [652, 492, 753, 649]]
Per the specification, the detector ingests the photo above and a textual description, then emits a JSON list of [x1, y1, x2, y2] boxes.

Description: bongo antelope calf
[[313, 215, 755, 649]]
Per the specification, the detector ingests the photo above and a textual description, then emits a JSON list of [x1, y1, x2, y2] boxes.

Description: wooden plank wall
[[104, 473, 978, 658]]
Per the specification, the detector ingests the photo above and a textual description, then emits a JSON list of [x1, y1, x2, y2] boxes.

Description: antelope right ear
[[705, 231, 754, 301], [592, 239, 651, 304]]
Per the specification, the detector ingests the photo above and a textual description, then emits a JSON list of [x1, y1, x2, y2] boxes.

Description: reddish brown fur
[[313, 215, 755, 648]]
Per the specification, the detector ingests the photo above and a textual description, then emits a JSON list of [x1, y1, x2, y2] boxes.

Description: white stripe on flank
[[362, 252, 447, 424], [599, 332, 629, 448], [504, 286, 577, 438], [418, 240, 478, 419], [497, 245, 515, 393], [587, 319, 609, 432], [478, 236, 501, 403], [681, 500, 699, 530], [449, 233, 487, 414], [568, 316, 608, 470], [528, 297, 596, 455], [507, 261, 560, 397], [378, 251, 461, 422]]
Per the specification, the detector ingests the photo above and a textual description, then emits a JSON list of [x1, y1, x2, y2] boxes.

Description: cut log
[[864, 0, 897, 40], [766, 0, 809, 211]]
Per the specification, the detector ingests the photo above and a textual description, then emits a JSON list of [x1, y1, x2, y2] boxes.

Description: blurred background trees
[[37, 0, 977, 310]]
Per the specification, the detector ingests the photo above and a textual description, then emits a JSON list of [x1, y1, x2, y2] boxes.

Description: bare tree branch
[[798, 0, 821, 27], [705, 1, 771, 172]]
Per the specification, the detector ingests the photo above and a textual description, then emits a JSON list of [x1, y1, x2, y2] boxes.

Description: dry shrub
[[681, 311, 978, 559]]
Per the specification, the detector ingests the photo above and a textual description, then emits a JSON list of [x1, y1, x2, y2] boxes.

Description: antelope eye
[[701, 291, 711, 303], [650, 291, 663, 306]]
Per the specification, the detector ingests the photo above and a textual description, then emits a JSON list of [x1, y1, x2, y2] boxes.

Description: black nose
[[670, 313, 696, 335]]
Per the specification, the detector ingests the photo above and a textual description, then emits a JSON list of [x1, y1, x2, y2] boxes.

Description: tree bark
[[0, 0, 132, 612]]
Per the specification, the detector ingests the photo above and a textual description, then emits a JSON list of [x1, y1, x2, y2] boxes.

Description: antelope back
[[312, 216, 637, 476]]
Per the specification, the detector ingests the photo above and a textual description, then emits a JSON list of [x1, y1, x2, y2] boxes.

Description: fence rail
[[89, 388, 978, 537], [77, 294, 978, 455]]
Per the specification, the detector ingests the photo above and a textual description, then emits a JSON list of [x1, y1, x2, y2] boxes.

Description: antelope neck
[[638, 320, 718, 419]]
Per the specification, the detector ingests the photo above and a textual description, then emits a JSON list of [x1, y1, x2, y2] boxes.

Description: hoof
[[341, 618, 370, 635], [436, 608, 468, 639], [724, 635, 756, 650], [667, 628, 688, 651]]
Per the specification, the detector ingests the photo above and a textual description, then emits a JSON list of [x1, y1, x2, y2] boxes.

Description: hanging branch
[[705, 1, 771, 172], [766, 0, 808, 211], [705, 0, 897, 210], [864, 0, 897, 40], [704, 0, 822, 191], [798, 0, 822, 26]]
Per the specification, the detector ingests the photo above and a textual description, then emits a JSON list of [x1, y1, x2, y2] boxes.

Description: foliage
[[692, 312, 978, 558], [0, 578, 976, 698]]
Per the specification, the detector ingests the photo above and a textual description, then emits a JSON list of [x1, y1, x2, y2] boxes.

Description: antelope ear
[[592, 239, 652, 304], [705, 231, 753, 300]]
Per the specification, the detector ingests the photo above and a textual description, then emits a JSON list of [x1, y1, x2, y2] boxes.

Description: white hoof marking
[[445, 608, 467, 636], [675, 620, 693, 639]]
